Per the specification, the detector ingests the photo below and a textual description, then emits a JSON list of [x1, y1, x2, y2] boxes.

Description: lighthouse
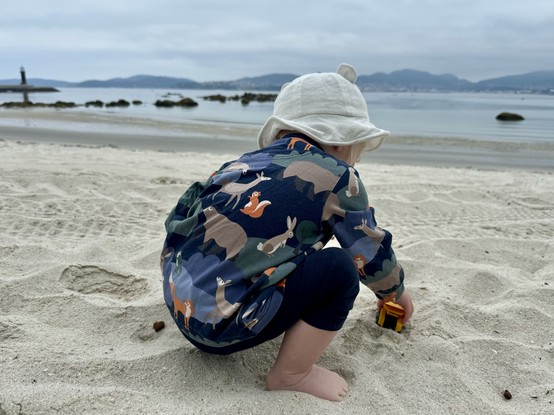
[[20, 66, 27, 85]]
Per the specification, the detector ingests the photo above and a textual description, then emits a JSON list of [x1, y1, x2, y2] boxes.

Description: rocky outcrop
[[202, 94, 227, 103], [106, 99, 130, 107], [85, 100, 104, 107], [154, 98, 198, 107], [0, 93, 276, 110], [496, 112, 525, 121], [0, 101, 76, 108], [202, 92, 278, 105], [85, 99, 141, 107]]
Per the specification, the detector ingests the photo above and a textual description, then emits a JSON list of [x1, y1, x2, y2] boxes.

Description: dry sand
[[0, 111, 553, 414]]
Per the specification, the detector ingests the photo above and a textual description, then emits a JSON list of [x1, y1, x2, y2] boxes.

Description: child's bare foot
[[266, 364, 348, 401]]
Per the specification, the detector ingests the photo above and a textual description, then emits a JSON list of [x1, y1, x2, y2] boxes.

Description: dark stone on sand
[[496, 112, 525, 121], [153, 321, 165, 332]]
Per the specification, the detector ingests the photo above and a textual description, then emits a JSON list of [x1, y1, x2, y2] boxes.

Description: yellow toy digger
[[376, 301, 405, 333]]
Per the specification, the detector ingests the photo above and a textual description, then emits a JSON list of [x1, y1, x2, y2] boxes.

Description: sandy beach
[[1, 110, 553, 414]]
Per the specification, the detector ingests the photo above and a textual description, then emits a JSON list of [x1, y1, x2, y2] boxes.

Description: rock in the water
[[106, 99, 130, 107], [154, 98, 198, 107], [85, 100, 104, 108], [496, 112, 524, 121]]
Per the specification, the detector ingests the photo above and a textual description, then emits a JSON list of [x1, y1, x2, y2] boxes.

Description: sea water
[[0, 88, 552, 144]]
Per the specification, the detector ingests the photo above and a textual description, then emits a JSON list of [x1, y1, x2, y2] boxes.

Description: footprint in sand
[[0, 319, 24, 341], [60, 265, 148, 301]]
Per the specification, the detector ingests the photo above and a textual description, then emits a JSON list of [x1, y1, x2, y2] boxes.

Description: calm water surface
[[1, 88, 552, 144]]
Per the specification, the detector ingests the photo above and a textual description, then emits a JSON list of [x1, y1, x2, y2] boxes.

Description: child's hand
[[377, 290, 414, 324]]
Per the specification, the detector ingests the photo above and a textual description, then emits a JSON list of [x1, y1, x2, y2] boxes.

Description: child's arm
[[324, 169, 413, 322]]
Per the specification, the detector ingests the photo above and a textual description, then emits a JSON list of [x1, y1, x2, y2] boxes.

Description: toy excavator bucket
[[376, 301, 405, 333]]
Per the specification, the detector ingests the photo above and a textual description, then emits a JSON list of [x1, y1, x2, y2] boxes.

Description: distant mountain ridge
[[201, 74, 297, 90], [1, 69, 553, 92], [476, 70, 554, 91], [357, 69, 475, 91], [76, 74, 198, 89]]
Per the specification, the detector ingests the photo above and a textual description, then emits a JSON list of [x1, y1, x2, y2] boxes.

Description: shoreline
[[1, 110, 553, 171]]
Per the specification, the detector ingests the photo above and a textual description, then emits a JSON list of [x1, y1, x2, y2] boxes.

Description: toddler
[[161, 63, 414, 401]]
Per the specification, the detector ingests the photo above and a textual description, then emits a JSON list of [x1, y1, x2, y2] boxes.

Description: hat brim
[[257, 114, 390, 151]]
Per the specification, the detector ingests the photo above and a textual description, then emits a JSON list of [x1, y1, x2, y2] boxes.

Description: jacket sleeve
[[322, 168, 405, 301]]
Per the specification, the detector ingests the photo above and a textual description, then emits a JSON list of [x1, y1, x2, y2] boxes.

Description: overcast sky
[[1, 0, 553, 82]]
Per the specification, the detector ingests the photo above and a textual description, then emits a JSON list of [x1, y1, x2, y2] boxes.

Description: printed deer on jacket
[[213, 172, 271, 209], [207, 276, 241, 329]]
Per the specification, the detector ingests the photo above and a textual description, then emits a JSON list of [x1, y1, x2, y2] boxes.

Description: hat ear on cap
[[280, 82, 290, 91], [337, 63, 357, 83]]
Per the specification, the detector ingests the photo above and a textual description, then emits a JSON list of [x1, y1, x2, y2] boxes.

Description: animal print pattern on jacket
[[161, 134, 404, 348]]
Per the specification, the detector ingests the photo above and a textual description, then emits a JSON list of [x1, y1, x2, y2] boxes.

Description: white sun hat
[[257, 63, 389, 150]]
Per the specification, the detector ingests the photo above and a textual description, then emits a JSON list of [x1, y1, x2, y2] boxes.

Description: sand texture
[[0, 119, 553, 414]]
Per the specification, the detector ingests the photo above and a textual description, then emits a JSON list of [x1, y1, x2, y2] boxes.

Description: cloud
[[1, 0, 552, 81]]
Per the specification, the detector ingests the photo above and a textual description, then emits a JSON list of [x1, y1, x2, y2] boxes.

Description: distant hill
[[75, 75, 200, 89], [1, 70, 553, 92], [202, 74, 297, 91], [476, 70, 554, 92], [357, 69, 474, 91]]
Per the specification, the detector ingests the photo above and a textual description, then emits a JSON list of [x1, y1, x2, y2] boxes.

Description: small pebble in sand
[[153, 321, 165, 332], [503, 390, 512, 400]]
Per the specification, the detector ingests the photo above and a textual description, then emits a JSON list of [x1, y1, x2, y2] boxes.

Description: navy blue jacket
[[162, 134, 404, 348]]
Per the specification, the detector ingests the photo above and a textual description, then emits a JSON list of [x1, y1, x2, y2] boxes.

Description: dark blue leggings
[[195, 247, 360, 354]]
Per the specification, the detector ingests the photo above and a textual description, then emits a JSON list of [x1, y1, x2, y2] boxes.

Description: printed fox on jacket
[[240, 191, 271, 218]]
